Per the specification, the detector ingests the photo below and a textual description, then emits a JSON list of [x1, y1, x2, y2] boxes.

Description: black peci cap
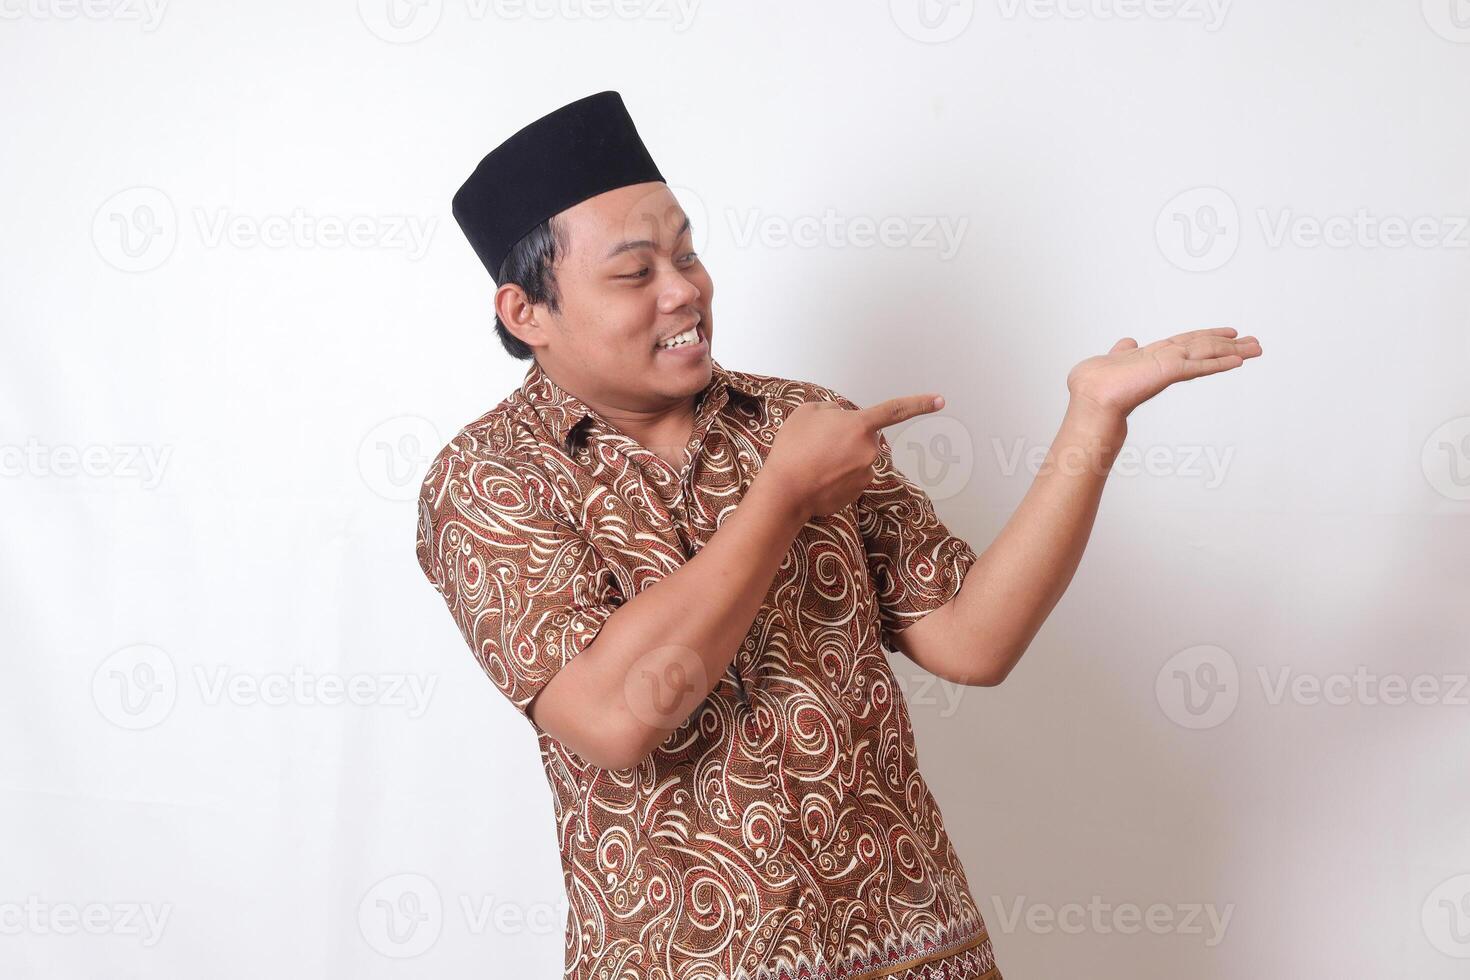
[[451, 90, 667, 283]]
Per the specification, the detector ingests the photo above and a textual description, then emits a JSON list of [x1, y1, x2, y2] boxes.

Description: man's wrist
[[1047, 396, 1128, 478], [747, 467, 812, 532], [1063, 394, 1129, 443]]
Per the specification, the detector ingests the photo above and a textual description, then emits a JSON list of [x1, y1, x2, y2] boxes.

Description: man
[[416, 90, 1261, 980]]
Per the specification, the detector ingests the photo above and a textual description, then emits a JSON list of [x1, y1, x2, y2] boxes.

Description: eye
[[618, 268, 650, 280], [679, 251, 700, 264]]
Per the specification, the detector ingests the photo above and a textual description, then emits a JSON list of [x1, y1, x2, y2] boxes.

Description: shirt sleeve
[[829, 392, 979, 653], [415, 446, 622, 729]]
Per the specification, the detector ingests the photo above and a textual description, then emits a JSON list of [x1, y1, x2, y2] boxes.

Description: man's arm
[[895, 327, 1262, 686], [893, 397, 1125, 687], [534, 392, 948, 770], [531, 470, 807, 769]]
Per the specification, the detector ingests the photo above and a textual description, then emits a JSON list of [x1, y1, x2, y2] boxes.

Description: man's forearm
[[942, 396, 1127, 684], [531, 470, 809, 768]]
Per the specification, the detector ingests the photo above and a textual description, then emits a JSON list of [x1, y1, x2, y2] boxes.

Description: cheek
[[564, 280, 640, 329], [582, 291, 660, 349]]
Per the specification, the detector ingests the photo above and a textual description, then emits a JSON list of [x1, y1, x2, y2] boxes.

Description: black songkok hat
[[451, 90, 666, 283]]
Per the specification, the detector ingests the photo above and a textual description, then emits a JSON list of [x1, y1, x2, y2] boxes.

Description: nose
[[657, 266, 702, 314]]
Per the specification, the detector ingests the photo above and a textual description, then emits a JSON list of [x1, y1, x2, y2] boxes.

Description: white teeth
[[656, 326, 700, 350]]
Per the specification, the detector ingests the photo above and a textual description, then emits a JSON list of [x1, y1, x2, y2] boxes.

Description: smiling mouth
[[654, 319, 705, 351]]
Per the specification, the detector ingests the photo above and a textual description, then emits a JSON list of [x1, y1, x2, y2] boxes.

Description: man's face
[[519, 181, 714, 411]]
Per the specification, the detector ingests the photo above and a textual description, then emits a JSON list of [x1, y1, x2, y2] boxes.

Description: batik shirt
[[415, 357, 1002, 980]]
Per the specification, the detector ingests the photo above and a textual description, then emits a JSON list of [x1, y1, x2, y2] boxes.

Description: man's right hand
[[762, 393, 946, 521]]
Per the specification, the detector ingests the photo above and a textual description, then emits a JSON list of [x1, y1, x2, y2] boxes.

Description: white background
[[3, 1, 1469, 976]]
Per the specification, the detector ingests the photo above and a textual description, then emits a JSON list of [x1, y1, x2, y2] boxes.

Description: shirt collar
[[517, 357, 760, 453]]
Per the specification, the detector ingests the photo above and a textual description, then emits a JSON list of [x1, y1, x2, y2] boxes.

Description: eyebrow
[[603, 215, 692, 260]]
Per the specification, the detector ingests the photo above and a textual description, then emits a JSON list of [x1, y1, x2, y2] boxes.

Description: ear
[[495, 282, 546, 351]]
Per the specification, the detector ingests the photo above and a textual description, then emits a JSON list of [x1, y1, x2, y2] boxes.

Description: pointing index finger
[[856, 393, 945, 431]]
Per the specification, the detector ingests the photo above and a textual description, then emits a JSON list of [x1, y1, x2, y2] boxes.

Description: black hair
[[493, 214, 569, 360]]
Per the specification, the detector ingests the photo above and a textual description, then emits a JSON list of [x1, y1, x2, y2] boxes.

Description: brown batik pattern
[[416, 357, 1002, 980]]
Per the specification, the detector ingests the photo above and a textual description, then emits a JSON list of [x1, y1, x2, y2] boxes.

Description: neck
[[538, 358, 700, 461]]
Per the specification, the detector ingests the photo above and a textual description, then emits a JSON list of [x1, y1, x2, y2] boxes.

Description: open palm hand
[[1066, 327, 1263, 419]]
